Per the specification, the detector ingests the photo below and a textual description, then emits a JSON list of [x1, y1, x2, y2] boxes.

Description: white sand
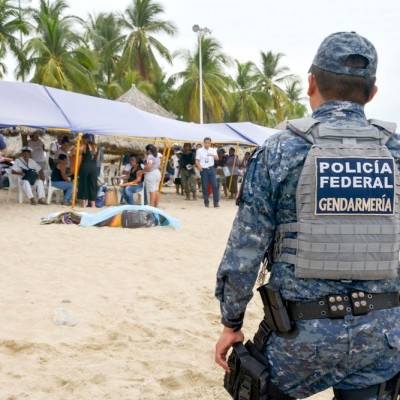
[[0, 187, 332, 399]]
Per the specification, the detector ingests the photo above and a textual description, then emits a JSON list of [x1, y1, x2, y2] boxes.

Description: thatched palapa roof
[[117, 84, 176, 120]]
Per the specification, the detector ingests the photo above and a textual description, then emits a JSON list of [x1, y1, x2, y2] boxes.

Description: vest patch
[[315, 157, 395, 215]]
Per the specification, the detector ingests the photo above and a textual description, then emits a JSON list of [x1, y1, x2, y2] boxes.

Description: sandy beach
[[0, 186, 332, 400]]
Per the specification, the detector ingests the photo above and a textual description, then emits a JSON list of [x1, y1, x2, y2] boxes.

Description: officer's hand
[[215, 326, 244, 371]]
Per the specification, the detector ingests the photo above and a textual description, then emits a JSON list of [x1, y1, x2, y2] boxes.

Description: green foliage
[[0, 0, 307, 123], [117, 0, 177, 81], [0, 0, 28, 77], [173, 36, 231, 123]]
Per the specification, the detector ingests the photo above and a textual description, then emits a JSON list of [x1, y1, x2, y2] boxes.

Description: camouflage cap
[[312, 31, 377, 78]]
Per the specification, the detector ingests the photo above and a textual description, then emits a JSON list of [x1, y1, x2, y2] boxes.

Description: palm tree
[[30, 0, 70, 21], [117, 0, 177, 81], [85, 12, 126, 98], [173, 36, 231, 123], [283, 80, 308, 119], [227, 60, 266, 123], [254, 51, 295, 124], [150, 71, 176, 114], [0, 0, 28, 78], [17, 1, 97, 94]]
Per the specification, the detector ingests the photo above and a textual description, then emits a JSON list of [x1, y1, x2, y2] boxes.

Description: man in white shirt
[[11, 147, 47, 205], [195, 137, 219, 208]]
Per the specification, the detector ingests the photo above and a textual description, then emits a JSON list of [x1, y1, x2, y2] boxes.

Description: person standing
[[77, 134, 99, 208], [173, 150, 183, 195], [49, 134, 63, 170], [23, 130, 47, 170], [54, 136, 71, 171], [0, 134, 8, 188], [194, 143, 202, 191], [180, 143, 197, 200], [195, 137, 219, 208], [240, 150, 251, 179], [215, 32, 400, 399], [96, 143, 104, 177], [214, 148, 228, 198], [225, 147, 240, 199], [143, 144, 161, 207]]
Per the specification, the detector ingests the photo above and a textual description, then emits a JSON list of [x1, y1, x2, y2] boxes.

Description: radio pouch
[[224, 341, 269, 400]]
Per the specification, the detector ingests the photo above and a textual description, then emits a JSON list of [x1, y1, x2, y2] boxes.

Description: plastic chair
[[5, 168, 24, 204], [136, 185, 146, 206], [46, 173, 64, 204], [117, 184, 146, 206]]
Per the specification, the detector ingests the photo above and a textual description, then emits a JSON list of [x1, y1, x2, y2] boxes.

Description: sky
[[6, 0, 400, 127]]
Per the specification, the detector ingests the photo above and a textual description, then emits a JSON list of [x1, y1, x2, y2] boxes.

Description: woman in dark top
[[77, 134, 99, 208], [51, 154, 73, 205], [119, 155, 144, 205]]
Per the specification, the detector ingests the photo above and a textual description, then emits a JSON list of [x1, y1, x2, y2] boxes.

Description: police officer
[[215, 32, 400, 400]]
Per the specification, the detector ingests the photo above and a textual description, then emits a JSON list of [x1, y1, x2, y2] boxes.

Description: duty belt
[[288, 291, 400, 321]]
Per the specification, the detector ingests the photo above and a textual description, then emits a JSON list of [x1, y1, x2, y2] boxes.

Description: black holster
[[224, 341, 269, 400]]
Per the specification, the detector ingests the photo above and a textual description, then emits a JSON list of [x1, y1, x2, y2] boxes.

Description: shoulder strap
[[368, 119, 397, 145], [286, 117, 320, 143], [19, 157, 30, 170]]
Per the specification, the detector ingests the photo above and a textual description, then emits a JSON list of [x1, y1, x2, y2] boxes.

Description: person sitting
[[54, 136, 71, 172], [51, 154, 73, 206], [11, 146, 47, 205], [119, 155, 144, 205]]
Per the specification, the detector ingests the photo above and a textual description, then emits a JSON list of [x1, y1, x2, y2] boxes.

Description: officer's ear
[[366, 85, 378, 104], [307, 74, 323, 111], [307, 74, 317, 97]]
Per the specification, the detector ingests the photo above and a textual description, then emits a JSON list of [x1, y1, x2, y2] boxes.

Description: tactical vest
[[273, 117, 400, 280]]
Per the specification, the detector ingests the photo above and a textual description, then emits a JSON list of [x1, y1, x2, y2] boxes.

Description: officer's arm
[[215, 143, 278, 331]]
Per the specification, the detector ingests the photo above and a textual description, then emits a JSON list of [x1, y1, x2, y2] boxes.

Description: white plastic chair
[[45, 171, 64, 204], [117, 184, 146, 206], [136, 185, 146, 206], [5, 168, 24, 204]]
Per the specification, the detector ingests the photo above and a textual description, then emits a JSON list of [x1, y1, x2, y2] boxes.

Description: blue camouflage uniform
[[215, 101, 400, 398]]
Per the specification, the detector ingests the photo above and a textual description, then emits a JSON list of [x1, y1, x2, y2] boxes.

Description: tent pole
[[159, 138, 171, 192], [71, 132, 82, 208]]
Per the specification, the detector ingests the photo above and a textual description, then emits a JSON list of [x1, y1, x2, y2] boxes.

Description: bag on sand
[[104, 188, 119, 206], [121, 210, 157, 228]]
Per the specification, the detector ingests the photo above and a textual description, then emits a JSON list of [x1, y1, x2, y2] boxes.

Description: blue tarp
[[226, 122, 279, 145], [0, 81, 70, 129], [0, 80, 280, 145], [46, 85, 238, 142], [79, 205, 181, 229]]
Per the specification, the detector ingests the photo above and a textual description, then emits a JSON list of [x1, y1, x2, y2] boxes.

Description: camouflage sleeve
[[215, 139, 281, 330]]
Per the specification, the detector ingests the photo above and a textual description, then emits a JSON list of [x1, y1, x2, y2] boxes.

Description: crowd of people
[[2, 130, 252, 208], [168, 139, 250, 207]]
